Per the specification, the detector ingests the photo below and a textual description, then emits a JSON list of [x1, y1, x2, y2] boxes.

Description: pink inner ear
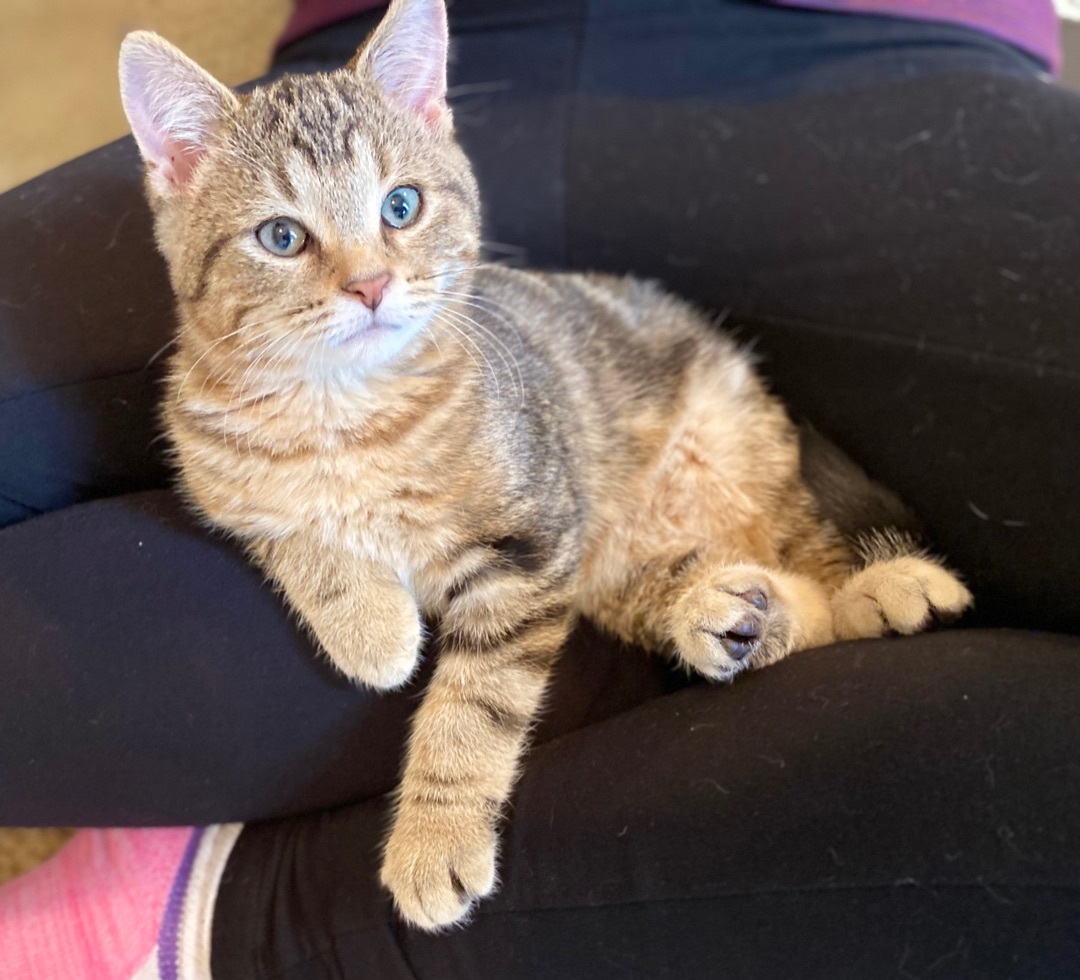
[[120, 40, 222, 190], [366, 0, 449, 127], [375, 54, 446, 123], [422, 103, 444, 127], [418, 93, 449, 128], [165, 138, 205, 186]]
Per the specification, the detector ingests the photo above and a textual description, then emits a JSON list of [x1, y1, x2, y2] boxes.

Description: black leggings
[[1, 1, 1079, 975]]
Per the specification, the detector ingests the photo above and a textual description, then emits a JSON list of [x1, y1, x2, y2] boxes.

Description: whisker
[[242, 346, 304, 455], [429, 311, 500, 397], [434, 305, 525, 407], [416, 262, 490, 284], [225, 331, 301, 453], [438, 292, 528, 353], [479, 240, 527, 255], [447, 80, 512, 98], [175, 305, 309, 401], [176, 324, 255, 401], [145, 337, 177, 368], [437, 291, 526, 333], [193, 325, 284, 402]]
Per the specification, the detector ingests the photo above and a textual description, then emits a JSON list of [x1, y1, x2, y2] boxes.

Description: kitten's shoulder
[[472, 264, 685, 320]]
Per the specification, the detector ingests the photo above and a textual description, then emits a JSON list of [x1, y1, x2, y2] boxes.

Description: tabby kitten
[[119, 0, 972, 930]]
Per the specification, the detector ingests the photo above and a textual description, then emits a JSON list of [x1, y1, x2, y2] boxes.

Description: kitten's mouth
[[327, 319, 399, 347]]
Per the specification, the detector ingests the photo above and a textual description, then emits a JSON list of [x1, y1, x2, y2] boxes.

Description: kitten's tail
[[797, 422, 927, 564]]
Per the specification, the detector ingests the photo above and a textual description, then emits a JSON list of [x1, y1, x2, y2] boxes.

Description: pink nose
[[343, 272, 391, 310]]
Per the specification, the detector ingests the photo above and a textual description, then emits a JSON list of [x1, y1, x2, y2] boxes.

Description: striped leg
[[586, 544, 834, 682], [380, 583, 575, 931], [262, 537, 424, 691]]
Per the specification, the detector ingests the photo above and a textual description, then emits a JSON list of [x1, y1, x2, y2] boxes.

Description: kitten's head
[[120, 0, 479, 381]]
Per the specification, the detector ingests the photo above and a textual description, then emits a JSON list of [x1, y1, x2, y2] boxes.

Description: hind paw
[[668, 569, 796, 681], [832, 556, 973, 641]]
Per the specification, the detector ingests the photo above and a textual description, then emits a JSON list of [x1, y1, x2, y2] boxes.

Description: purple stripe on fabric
[[157, 827, 205, 980], [768, 0, 1062, 73]]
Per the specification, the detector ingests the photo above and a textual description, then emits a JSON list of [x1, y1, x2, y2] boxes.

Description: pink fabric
[[770, 0, 1061, 73], [0, 828, 192, 980]]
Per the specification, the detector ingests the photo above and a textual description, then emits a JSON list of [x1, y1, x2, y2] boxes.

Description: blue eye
[[381, 186, 421, 229], [256, 218, 308, 257]]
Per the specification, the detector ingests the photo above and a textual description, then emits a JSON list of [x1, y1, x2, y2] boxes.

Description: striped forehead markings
[[261, 76, 367, 172]]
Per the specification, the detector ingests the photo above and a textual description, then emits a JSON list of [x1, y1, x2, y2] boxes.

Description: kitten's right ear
[[119, 31, 238, 192]]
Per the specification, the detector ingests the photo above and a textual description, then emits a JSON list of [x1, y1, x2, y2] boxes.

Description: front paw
[[311, 594, 423, 691], [380, 803, 498, 931]]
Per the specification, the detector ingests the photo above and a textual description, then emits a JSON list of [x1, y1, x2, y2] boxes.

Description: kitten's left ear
[[119, 31, 239, 192], [354, 0, 451, 129]]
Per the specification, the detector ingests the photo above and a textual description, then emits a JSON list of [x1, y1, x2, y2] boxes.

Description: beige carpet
[[0, 829, 76, 885], [0, 0, 290, 193], [0, 0, 289, 882]]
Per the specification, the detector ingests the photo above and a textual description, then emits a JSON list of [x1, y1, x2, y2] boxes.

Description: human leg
[[0, 3, 663, 828], [0, 492, 676, 825], [209, 629, 1080, 978], [561, 67, 1080, 632], [189, 9, 1080, 966], [560, 13, 1080, 633], [0, 137, 172, 527]]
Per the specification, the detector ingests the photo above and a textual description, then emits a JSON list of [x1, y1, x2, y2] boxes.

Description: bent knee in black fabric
[[744, 314, 1080, 635], [0, 370, 170, 527], [560, 72, 1080, 632], [0, 138, 173, 527], [275, 0, 1048, 277], [0, 491, 395, 825], [210, 629, 1080, 978], [0, 491, 677, 825], [565, 72, 1080, 370]]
